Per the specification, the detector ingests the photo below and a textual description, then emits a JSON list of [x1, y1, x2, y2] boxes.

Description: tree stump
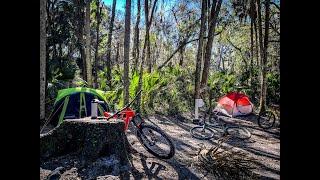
[[40, 118, 130, 166]]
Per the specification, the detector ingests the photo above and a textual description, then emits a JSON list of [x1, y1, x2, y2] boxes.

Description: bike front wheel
[[226, 126, 251, 140], [136, 124, 175, 159]]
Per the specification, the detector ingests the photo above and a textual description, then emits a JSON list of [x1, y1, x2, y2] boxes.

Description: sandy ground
[[40, 112, 280, 179], [126, 113, 280, 180]]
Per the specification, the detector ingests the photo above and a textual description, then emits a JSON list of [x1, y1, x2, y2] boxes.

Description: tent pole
[[79, 93, 88, 118], [58, 96, 70, 125]]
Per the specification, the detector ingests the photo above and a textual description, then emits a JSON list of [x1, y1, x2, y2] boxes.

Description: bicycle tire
[[257, 110, 276, 129], [226, 126, 251, 140], [190, 126, 218, 140], [136, 124, 175, 159]]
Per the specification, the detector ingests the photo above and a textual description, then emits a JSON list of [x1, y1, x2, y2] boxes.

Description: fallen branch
[[192, 137, 258, 179]]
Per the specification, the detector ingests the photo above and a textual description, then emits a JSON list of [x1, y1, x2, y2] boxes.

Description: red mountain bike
[[103, 90, 175, 159]]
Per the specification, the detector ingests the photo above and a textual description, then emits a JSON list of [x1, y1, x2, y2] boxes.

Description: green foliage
[[267, 72, 280, 104], [47, 57, 77, 82], [72, 76, 87, 87], [43, 0, 280, 118], [207, 72, 236, 99], [94, 65, 194, 115], [151, 66, 194, 115]]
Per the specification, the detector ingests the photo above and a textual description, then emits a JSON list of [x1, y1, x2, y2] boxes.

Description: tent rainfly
[[49, 87, 110, 126], [214, 92, 253, 117]]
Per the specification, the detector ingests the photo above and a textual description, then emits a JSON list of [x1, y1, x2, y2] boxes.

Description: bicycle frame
[[104, 108, 142, 131], [102, 90, 143, 131]]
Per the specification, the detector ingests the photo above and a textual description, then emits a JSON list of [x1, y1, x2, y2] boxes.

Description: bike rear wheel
[[190, 126, 219, 140], [257, 110, 276, 129], [226, 126, 251, 140], [136, 124, 175, 159]]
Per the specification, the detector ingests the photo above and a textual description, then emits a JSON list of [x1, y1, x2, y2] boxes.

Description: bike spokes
[[258, 110, 276, 129], [139, 127, 172, 156], [226, 127, 251, 140]]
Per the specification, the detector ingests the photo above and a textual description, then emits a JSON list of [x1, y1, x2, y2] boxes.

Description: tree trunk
[[254, 27, 259, 67], [146, 33, 151, 73], [136, 39, 147, 113], [259, 0, 270, 112], [74, 0, 86, 81], [250, 16, 254, 87], [195, 0, 207, 99], [123, 0, 131, 105], [217, 45, 222, 70], [114, 42, 120, 69], [152, 39, 157, 67], [222, 52, 225, 71], [200, 0, 222, 88], [59, 44, 63, 71], [40, 0, 46, 120], [256, 0, 264, 67], [59, 43, 63, 57], [94, 0, 102, 88], [256, 0, 265, 111], [115, 42, 120, 64], [106, 0, 117, 89], [84, 1, 92, 87], [144, 0, 150, 73], [146, 0, 158, 73], [179, 42, 184, 66], [136, 0, 158, 111], [81, 47, 87, 81], [68, 43, 74, 60], [133, 0, 141, 73]]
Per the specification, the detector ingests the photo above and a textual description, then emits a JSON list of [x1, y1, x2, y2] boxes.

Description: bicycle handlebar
[[106, 90, 142, 120]]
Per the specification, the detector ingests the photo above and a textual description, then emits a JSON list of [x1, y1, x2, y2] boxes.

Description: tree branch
[[157, 30, 223, 70], [269, 40, 280, 43], [269, 22, 280, 36], [148, 0, 158, 27], [262, 0, 280, 11], [226, 38, 248, 69], [226, 38, 242, 53], [270, 1, 280, 11]]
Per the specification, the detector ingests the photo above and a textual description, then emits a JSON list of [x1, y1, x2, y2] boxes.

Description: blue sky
[[102, 0, 176, 13], [102, 0, 128, 12], [101, 0, 279, 13]]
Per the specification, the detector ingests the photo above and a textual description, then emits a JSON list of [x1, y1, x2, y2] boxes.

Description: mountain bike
[[190, 87, 251, 140], [191, 108, 252, 140], [230, 86, 276, 129], [256, 109, 276, 129], [103, 90, 175, 159]]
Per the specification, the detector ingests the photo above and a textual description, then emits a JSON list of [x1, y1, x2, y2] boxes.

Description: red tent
[[214, 92, 253, 117]]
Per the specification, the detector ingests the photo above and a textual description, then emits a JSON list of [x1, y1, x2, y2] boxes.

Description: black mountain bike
[[190, 87, 251, 140], [231, 86, 276, 129], [256, 109, 276, 129], [191, 108, 252, 140]]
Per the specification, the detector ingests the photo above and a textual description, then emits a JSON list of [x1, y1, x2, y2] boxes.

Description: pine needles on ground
[[193, 136, 258, 179]]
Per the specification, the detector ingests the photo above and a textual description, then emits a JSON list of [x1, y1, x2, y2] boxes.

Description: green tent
[[49, 87, 110, 126]]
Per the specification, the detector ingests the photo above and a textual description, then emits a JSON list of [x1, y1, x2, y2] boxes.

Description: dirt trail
[[40, 113, 280, 179], [126, 113, 280, 179]]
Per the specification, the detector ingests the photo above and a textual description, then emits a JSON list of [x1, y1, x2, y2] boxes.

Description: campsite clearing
[[40, 112, 280, 179]]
